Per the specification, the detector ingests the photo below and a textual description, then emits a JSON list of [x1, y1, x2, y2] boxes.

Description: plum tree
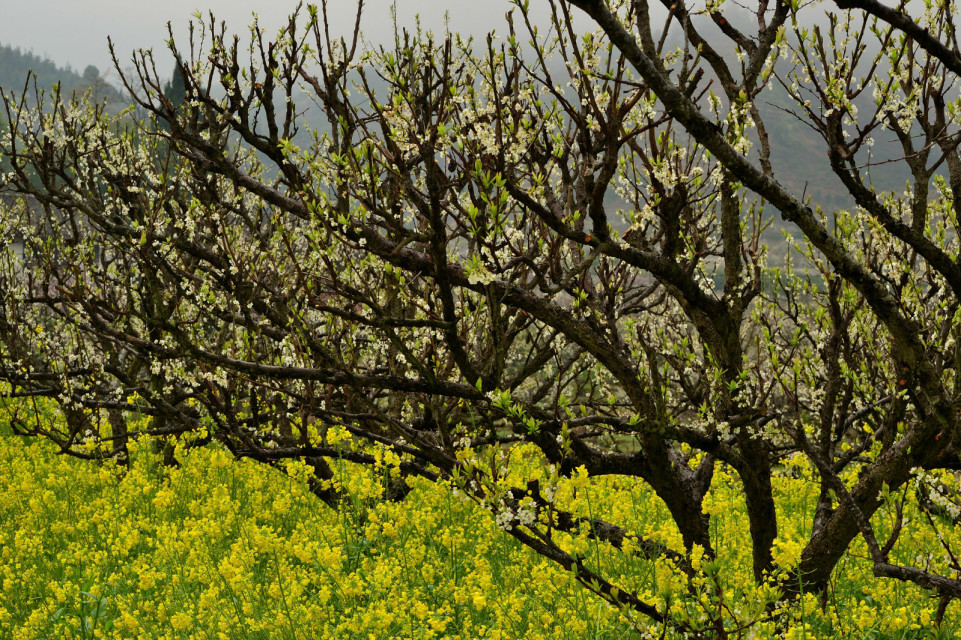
[[2, 0, 961, 634]]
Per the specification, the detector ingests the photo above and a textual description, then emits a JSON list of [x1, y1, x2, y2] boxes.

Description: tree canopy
[[2, 0, 961, 635]]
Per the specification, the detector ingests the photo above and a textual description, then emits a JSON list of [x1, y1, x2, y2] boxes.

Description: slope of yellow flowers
[[0, 425, 957, 639]]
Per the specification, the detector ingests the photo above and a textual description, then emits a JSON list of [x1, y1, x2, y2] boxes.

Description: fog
[[0, 1, 553, 78]]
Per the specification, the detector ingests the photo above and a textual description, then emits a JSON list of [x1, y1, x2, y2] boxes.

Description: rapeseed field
[[0, 414, 957, 638]]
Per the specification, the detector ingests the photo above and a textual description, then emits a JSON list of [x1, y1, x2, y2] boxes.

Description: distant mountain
[[0, 43, 121, 104]]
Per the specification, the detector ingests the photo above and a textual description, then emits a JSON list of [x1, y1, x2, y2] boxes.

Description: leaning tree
[[2, 0, 961, 635]]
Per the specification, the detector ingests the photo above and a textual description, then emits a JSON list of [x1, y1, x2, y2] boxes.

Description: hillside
[[0, 43, 121, 103]]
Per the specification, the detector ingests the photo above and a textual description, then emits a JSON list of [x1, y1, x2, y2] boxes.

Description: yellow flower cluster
[[0, 434, 634, 639], [0, 421, 957, 638]]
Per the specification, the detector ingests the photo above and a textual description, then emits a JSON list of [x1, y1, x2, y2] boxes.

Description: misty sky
[[0, 1, 538, 78]]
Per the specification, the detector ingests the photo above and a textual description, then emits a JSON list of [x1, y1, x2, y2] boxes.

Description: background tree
[[2, 0, 961, 635], [79, 62, 119, 105], [162, 62, 186, 107]]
